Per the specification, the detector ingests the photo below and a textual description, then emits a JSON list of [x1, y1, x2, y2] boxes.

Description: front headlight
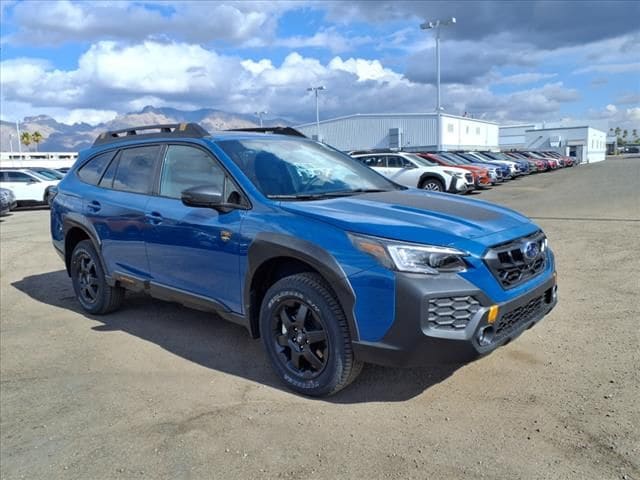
[[443, 169, 463, 177], [348, 233, 468, 274]]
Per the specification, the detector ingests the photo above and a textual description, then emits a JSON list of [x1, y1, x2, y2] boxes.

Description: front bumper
[[447, 176, 471, 193], [353, 271, 557, 367]]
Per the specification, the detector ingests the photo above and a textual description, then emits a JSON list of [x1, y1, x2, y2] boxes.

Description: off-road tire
[[70, 240, 124, 315], [260, 272, 363, 397]]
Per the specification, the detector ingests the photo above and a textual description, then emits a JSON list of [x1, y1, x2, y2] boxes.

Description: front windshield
[[24, 170, 52, 180], [217, 138, 400, 199], [437, 152, 464, 164], [435, 153, 462, 165], [407, 154, 437, 167], [34, 169, 63, 180]]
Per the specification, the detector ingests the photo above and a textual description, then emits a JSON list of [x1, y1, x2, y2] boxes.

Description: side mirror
[[181, 185, 224, 209], [181, 185, 240, 213]]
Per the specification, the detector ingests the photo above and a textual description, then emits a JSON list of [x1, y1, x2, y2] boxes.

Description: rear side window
[[77, 151, 115, 185], [358, 156, 384, 167], [387, 156, 410, 168], [111, 146, 161, 194], [2, 171, 35, 182]]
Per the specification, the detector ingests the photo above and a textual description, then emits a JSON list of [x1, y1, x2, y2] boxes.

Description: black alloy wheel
[[272, 298, 329, 379], [70, 240, 124, 314], [259, 272, 362, 396], [76, 251, 100, 306]]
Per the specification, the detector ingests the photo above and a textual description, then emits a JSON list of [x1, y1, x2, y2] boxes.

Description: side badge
[[220, 230, 232, 242]]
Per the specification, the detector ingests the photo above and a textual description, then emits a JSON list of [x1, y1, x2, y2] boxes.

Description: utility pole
[[420, 17, 456, 151], [307, 86, 326, 140]]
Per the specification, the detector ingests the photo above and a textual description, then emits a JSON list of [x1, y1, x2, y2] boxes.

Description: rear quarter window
[[111, 146, 161, 194], [77, 151, 116, 185]]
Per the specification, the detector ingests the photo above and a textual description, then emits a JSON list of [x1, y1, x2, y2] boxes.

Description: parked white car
[[0, 168, 59, 206], [351, 152, 474, 193]]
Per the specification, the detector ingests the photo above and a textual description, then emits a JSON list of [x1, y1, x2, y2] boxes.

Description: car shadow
[[12, 270, 462, 403]]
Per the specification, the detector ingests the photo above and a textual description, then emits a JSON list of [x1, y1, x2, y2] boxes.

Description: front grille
[[427, 296, 480, 331], [484, 231, 547, 289], [465, 173, 473, 183], [494, 295, 544, 339]]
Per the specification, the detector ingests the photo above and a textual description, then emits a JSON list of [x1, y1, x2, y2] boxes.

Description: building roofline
[[295, 112, 498, 128], [524, 126, 603, 132]]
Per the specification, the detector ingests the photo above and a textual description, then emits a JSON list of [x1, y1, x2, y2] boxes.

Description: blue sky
[[1, 0, 638, 130]]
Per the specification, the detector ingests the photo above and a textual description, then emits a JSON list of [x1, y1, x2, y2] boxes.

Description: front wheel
[[260, 272, 362, 397], [419, 177, 445, 192]]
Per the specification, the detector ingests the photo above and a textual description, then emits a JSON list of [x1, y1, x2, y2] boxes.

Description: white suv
[[0, 168, 59, 206], [351, 152, 474, 193]]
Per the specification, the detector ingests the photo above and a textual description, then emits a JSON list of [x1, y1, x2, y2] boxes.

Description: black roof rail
[[225, 127, 307, 138], [93, 123, 210, 146], [349, 148, 400, 155]]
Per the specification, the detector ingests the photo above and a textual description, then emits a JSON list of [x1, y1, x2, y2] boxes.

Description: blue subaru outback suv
[[51, 123, 557, 396]]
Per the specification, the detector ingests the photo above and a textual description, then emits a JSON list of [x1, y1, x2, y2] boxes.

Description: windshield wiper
[[268, 189, 392, 201]]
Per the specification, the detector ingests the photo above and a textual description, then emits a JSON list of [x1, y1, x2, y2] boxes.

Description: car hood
[[279, 189, 535, 249]]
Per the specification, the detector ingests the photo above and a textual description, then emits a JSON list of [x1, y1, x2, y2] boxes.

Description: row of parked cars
[[0, 148, 573, 213], [349, 150, 575, 194], [0, 166, 70, 213]]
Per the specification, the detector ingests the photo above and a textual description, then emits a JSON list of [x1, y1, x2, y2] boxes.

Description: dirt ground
[[1, 158, 639, 480]]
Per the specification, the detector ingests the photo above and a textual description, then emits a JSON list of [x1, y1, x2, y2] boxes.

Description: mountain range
[[0, 106, 292, 152]]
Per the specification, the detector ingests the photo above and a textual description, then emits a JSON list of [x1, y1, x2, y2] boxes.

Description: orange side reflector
[[488, 305, 499, 324]]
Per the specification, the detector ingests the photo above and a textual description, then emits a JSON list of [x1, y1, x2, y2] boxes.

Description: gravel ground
[[1, 158, 639, 480]]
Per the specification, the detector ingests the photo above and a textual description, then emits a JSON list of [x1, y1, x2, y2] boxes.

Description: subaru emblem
[[522, 241, 540, 260]]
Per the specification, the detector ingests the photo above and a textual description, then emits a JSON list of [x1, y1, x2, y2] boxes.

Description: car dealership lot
[[1, 159, 638, 479]]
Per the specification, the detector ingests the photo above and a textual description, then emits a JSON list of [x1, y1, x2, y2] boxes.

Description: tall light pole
[[420, 17, 456, 151], [9, 134, 14, 153], [254, 111, 267, 127], [307, 86, 326, 140], [16, 121, 22, 154]]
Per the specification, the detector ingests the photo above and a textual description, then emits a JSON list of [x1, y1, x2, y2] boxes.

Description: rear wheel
[[70, 240, 124, 314], [419, 177, 444, 192], [260, 272, 362, 397]]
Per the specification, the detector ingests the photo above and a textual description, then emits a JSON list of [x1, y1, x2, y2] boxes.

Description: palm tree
[[614, 127, 621, 137], [632, 129, 637, 140], [20, 132, 32, 151], [31, 131, 43, 152]]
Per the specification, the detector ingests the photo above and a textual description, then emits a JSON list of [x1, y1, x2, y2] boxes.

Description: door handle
[[145, 211, 163, 225], [87, 200, 101, 213]]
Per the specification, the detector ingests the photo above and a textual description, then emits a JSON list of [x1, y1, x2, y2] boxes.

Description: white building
[[498, 124, 538, 150], [0, 151, 78, 168], [499, 124, 607, 163], [524, 126, 607, 164], [296, 113, 499, 152]]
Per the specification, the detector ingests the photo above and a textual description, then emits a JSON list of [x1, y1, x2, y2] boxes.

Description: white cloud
[[328, 57, 403, 82], [586, 104, 640, 131], [573, 62, 640, 75], [3, 0, 289, 46], [60, 109, 118, 126], [272, 28, 372, 54], [493, 73, 557, 85], [0, 40, 592, 129]]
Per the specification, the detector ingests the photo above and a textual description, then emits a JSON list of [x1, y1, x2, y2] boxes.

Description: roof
[[295, 112, 499, 128]]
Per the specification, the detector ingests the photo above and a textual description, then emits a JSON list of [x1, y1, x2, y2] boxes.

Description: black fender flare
[[245, 232, 360, 341], [418, 172, 447, 189], [62, 214, 107, 278]]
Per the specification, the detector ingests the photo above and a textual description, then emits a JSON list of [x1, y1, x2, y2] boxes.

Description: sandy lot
[[1, 158, 639, 479]]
